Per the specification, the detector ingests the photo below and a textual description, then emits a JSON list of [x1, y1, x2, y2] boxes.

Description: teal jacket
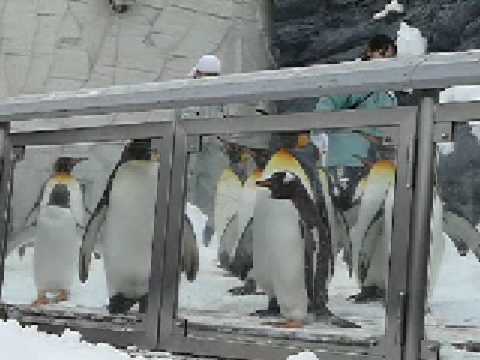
[[314, 91, 397, 167]]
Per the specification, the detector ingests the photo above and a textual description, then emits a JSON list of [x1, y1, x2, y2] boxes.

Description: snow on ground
[[179, 229, 384, 340], [428, 235, 480, 358], [1, 320, 136, 360], [2, 203, 480, 357]]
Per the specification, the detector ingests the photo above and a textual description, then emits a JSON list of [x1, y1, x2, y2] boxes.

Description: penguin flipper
[[230, 217, 254, 280], [217, 214, 239, 269], [443, 209, 480, 257], [182, 213, 199, 282], [79, 205, 107, 283], [357, 211, 385, 286]]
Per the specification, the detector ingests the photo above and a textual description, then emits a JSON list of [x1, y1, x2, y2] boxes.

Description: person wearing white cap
[[184, 55, 229, 246], [192, 55, 222, 78]]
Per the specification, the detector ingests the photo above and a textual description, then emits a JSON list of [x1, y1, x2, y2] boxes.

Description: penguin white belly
[[252, 189, 273, 296], [34, 206, 80, 291], [351, 162, 394, 290], [428, 191, 446, 294], [253, 189, 308, 321], [102, 161, 158, 299], [215, 169, 242, 263]]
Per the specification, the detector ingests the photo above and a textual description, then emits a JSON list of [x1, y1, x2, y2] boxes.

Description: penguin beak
[[256, 179, 272, 188]]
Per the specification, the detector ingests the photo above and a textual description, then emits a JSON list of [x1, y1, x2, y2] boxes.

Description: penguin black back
[[84, 139, 153, 234]]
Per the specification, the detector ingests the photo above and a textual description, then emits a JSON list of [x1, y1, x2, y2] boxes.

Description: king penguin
[[349, 159, 445, 302], [231, 149, 271, 278], [80, 139, 199, 314], [226, 148, 271, 295], [215, 141, 249, 270], [8, 156, 87, 305], [252, 133, 335, 328]]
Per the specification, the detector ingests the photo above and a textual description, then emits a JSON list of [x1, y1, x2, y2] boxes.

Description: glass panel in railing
[[428, 122, 480, 358], [178, 127, 397, 352], [2, 138, 162, 332]]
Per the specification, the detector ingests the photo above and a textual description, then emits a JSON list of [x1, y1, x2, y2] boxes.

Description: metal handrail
[[0, 51, 479, 121]]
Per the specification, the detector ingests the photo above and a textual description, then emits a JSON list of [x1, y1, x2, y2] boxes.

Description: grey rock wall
[[272, 0, 480, 228], [273, 0, 480, 67]]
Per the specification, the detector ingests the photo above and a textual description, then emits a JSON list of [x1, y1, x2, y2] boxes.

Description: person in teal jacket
[[314, 34, 398, 211]]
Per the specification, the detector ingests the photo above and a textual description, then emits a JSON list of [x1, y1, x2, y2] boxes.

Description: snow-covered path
[[2, 204, 480, 358]]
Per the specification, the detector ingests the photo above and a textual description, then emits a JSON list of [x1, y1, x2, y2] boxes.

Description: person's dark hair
[[367, 34, 397, 56]]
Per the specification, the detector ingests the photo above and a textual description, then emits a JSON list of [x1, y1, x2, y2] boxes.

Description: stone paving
[[0, 0, 272, 131]]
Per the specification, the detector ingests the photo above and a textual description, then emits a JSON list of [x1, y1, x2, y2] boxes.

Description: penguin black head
[[54, 157, 87, 174], [222, 141, 243, 165], [257, 171, 322, 229], [256, 171, 303, 200], [250, 148, 271, 171], [121, 139, 155, 161]]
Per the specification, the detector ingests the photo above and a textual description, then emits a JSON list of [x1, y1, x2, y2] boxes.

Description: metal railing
[[1, 51, 480, 360]]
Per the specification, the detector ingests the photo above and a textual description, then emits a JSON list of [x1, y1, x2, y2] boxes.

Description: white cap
[[196, 55, 221, 74]]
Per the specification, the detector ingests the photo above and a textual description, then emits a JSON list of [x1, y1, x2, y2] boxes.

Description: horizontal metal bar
[[170, 327, 385, 356], [10, 319, 147, 348], [437, 102, 480, 123], [158, 335, 383, 360], [182, 107, 417, 135], [9, 122, 172, 146], [1, 51, 480, 121], [79, 328, 147, 349]]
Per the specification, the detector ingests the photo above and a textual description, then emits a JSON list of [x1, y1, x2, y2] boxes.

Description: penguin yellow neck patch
[[370, 160, 396, 175], [53, 173, 74, 183], [219, 168, 242, 184], [296, 133, 311, 149]]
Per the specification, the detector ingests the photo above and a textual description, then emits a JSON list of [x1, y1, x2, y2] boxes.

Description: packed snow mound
[[0, 320, 139, 360], [396, 22, 427, 57], [373, 0, 404, 20], [287, 352, 319, 360]]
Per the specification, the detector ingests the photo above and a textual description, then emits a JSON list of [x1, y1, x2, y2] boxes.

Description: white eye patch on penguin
[[283, 171, 297, 184]]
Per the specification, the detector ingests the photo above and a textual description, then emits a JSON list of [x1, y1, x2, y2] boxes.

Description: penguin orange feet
[[32, 291, 50, 306], [55, 289, 70, 303], [276, 320, 304, 329]]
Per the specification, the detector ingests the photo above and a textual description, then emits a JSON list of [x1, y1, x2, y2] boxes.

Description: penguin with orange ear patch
[[349, 159, 445, 303], [8, 157, 87, 306], [252, 132, 336, 328], [349, 160, 395, 302], [227, 148, 271, 295], [215, 141, 249, 271]]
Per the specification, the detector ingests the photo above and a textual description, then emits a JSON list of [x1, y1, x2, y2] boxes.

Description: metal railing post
[[0, 124, 12, 303], [405, 93, 437, 360]]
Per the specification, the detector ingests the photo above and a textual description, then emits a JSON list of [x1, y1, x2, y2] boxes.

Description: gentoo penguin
[[349, 160, 445, 302], [252, 136, 334, 328], [80, 139, 199, 314], [8, 156, 87, 305]]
